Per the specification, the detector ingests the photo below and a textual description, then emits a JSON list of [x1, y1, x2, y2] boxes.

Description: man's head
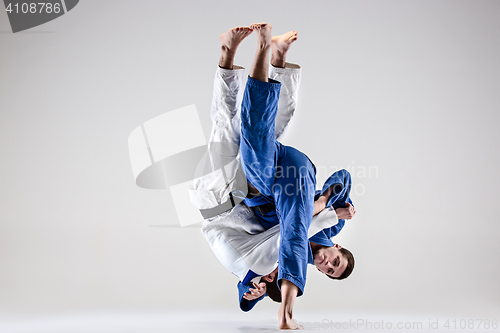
[[261, 266, 278, 283], [313, 244, 355, 280], [261, 266, 281, 303]]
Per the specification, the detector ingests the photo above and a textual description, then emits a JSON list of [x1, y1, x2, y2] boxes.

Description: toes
[[250, 23, 269, 30], [233, 26, 254, 35]]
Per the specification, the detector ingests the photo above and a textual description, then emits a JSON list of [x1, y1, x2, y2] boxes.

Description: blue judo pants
[[240, 76, 316, 296]]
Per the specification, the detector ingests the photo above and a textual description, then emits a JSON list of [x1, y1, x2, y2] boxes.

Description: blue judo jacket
[[238, 168, 353, 311]]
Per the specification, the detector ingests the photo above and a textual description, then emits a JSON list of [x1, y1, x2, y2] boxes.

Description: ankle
[[279, 305, 293, 318], [256, 43, 271, 52], [221, 45, 236, 56], [220, 48, 236, 69], [271, 56, 285, 68]]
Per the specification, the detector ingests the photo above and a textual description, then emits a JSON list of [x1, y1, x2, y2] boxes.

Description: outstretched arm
[[278, 280, 303, 329]]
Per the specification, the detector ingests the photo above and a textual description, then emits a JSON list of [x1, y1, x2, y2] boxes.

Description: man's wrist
[[318, 195, 328, 209]]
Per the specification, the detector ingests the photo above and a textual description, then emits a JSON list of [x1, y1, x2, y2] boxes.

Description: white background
[[1, 0, 499, 330]]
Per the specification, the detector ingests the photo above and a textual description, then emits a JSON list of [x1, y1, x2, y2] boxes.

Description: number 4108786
[[444, 319, 498, 330], [5, 2, 61, 14]]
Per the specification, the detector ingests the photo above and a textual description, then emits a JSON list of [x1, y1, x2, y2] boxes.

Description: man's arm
[[313, 169, 355, 238], [278, 280, 302, 329], [312, 185, 332, 216], [321, 169, 352, 209]]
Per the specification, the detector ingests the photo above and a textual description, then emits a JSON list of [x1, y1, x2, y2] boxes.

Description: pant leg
[[209, 65, 246, 165], [272, 145, 316, 297], [190, 66, 247, 211], [240, 72, 316, 296], [269, 63, 302, 141], [240, 77, 281, 197]]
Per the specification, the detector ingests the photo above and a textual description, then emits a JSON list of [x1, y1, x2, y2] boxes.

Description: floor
[[1, 309, 497, 333]]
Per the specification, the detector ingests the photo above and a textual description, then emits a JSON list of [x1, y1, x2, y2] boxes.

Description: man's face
[[313, 244, 347, 278]]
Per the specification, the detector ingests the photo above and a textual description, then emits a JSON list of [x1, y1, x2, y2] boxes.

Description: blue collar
[[307, 242, 315, 265]]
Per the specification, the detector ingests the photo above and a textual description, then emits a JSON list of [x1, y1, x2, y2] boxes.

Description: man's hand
[[243, 282, 266, 301], [335, 202, 356, 220]]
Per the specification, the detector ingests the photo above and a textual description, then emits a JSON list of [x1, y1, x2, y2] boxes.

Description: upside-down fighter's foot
[[271, 30, 298, 68], [219, 26, 253, 69], [219, 26, 253, 53], [272, 30, 298, 54], [250, 22, 272, 48], [248, 23, 272, 82]]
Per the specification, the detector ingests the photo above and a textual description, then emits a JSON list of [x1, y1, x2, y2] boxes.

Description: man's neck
[[309, 241, 323, 254]]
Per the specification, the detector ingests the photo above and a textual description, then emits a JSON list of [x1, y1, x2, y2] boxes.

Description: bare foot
[[250, 22, 272, 48], [219, 26, 253, 69], [219, 26, 253, 53], [272, 30, 298, 55], [278, 312, 304, 330], [271, 31, 297, 68]]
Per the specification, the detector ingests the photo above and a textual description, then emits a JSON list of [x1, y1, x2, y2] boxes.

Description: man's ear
[[334, 243, 342, 249]]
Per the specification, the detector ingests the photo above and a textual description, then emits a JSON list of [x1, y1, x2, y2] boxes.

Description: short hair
[[262, 277, 282, 303], [327, 247, 355, 280]]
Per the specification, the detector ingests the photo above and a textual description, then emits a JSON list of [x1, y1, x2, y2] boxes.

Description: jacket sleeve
[[238, 281, 266, 312], [275, 149, 316, 297], [318, 169, 353, 208], [313, 169, 353, 238]]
